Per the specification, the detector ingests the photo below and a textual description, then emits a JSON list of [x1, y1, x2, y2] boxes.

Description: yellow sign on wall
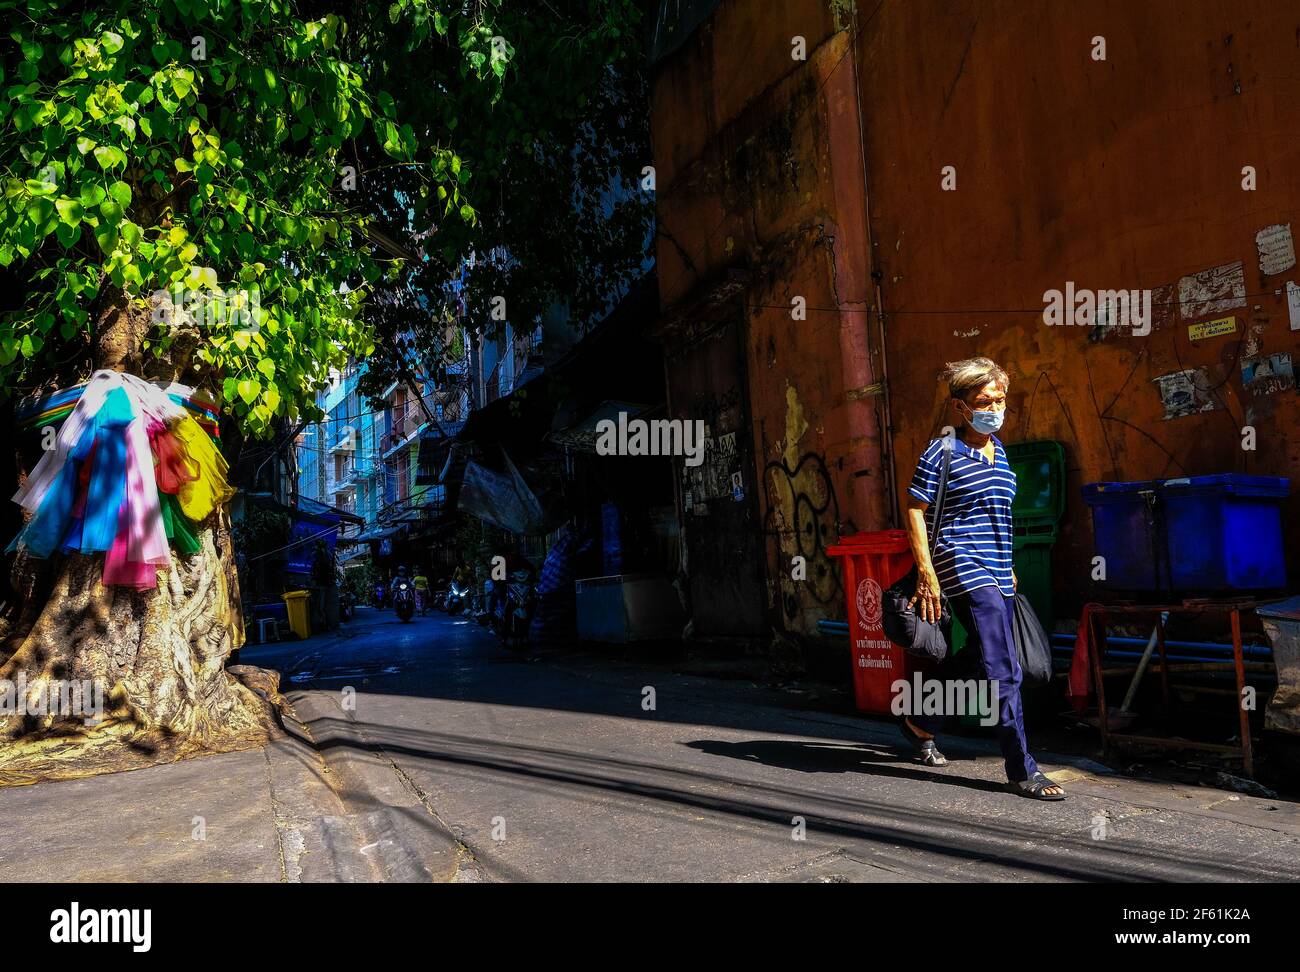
[[1188, 315, 1237, 341]]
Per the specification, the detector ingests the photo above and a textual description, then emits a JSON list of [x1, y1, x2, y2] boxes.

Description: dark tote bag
[[882, 443, 952, 663], [1011, 593, 1053, 686]]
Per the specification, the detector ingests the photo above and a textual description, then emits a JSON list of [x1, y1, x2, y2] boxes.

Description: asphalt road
[[240, 607, 1300, 882]]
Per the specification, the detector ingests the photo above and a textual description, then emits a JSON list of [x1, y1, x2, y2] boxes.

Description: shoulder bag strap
[[928, 438, 953, 557]]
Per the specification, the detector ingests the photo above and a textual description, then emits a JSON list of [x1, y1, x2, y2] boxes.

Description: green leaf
[[79, 183, 107, 208], [256, 358, 276, 380], [56, 103, 83, 127], [237, 378, 261, 405], [99, 199, 123, 226], [94, 223, 118, 253], [92, 145, 126, 170], [108, 181, 131, 209], [54, 221, 81, 247], [54, 197, 83, 224]]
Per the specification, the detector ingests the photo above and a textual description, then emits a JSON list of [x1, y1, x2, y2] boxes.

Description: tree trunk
[[0, 290, 280, 786]]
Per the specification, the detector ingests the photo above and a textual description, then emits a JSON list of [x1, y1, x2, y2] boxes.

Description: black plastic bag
[[1012, 593, 1052, 686], [882, 566, 952, 663]]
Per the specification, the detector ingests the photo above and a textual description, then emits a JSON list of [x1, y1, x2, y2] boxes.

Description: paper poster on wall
[[1241, 352, 1294, 396], [1150, 282, 1177, 332], [1287, 281, 1300, 331], [1256, 223, 1296, 275], [1153, 368, 1220, 420], [1188, 315, 1237, 341], [1178, 261, 1247, 320], [730, 471, 744, 502], [1089, 283, 1174, 342]]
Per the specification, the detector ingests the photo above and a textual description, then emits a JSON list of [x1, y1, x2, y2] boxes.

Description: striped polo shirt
[[908, 435, 1017, 596]]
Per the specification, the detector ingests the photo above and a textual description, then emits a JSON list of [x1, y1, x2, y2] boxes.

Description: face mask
[[962, 402, 1004, 434]]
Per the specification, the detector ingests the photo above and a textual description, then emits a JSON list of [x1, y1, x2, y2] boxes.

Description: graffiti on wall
[[764, 451, 841, 620]]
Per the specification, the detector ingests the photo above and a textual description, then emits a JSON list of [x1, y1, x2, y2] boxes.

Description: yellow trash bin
[[283, 590, 311, 639]]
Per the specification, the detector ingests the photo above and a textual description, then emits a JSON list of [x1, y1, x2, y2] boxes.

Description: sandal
[[900, 719, 948, 766], [1008, 771, 1066, 801]]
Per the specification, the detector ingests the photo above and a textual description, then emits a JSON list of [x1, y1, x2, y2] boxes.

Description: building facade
[[648, 0, 1300, 641]]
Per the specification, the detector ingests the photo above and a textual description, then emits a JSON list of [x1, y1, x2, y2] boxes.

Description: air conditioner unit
[[575, 573, 685, 643]]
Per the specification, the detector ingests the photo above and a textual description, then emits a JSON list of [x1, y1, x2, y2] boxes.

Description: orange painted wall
[[856, 0, 1300, 613], [651, 0, 891, 635]]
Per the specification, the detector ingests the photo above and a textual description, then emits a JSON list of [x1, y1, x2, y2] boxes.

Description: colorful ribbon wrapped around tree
[[8, 370, 234, 590]]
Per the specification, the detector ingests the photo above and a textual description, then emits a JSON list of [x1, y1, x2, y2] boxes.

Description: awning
[[453, 274, 664, 455], [457, 448, 550, 535], [549, 399, 657, 453], [249, 492, 365, 527], [338, 524, 405, 546]]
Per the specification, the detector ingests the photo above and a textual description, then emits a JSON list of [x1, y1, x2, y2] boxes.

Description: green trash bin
[[954, 440, 1067, 726], [1007, 440, 1067, 634], [1012, 522, 1058, 633]]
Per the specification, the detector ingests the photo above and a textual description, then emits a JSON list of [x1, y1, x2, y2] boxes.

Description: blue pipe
[[1049, 632, 1271, 660]]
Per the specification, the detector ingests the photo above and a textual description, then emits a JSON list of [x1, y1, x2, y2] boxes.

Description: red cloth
[[1068, 603, 1097, 712], [149, 420, 196, 495]]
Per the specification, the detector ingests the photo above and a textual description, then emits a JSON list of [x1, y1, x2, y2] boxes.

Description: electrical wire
[[245, 524, 343, 562]]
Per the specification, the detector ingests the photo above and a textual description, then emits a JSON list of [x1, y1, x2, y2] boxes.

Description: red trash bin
[[826, 529, 921, 716]]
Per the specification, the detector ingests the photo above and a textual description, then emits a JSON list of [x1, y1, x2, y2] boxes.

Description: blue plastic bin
[[1081, 479, 1164, 589], [1162, 475, 1288, 590], [1083, 475, 1289, 592]]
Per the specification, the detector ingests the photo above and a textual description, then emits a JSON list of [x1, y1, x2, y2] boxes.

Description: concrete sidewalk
[[2, 607, 1296, 883], [0, 692, 463, 883]]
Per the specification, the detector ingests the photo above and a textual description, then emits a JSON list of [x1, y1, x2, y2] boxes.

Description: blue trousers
[[911, 585, 1038, 782]]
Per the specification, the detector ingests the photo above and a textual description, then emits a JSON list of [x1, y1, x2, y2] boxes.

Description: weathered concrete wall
[[857, 0, 1300, 616], [652, 0, 890, 636]]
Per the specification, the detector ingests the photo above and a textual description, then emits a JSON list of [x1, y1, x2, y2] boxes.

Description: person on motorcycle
[[413, 569, 430, 616], [384, 566, 416, 622]]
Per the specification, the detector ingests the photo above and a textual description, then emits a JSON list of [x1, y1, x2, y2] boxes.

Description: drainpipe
[[824, 26, 895, 530], [849, 20, 897, 527]]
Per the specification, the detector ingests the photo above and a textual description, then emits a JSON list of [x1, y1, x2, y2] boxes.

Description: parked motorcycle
[[373, 582, 388, 609], [490, 569, 536, 650], [393, 579, 416, 623]]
